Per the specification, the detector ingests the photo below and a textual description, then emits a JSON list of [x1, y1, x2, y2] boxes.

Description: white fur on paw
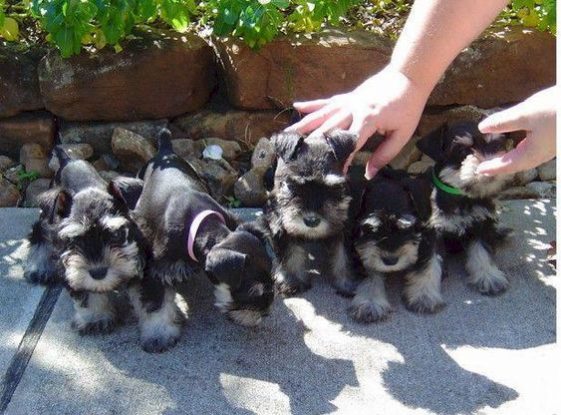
[[71, 294, 116, 335], [466, 241, 509, 295], [404, 255, 445, 313], [471, 268, 509, 295]]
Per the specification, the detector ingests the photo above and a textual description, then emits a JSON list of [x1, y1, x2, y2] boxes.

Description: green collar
[[432, 169, 464, 196]]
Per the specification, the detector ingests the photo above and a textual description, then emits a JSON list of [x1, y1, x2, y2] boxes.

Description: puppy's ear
[[325, 129, 357, 163], [271, 132, 304, 162], [416, 123, 448, 162], [402, 177, 432, 222], [109, 177, 144, 210], [205, 248, 246, 289], [45, 189, 72, 223], [107, 180, 133, 212]]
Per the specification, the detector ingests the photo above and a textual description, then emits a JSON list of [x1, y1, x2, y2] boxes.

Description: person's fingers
[[293, 99, 330, 113], [310, 111, 352, 137], [343, 130, 376, 174], [364, 130, 409, 179], [478, 103, 528, 134], [476, 138, 533, 175], [285, 105, 339, 134]]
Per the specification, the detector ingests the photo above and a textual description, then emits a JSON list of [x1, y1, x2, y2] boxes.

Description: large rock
[[0, 112, 55, 159], [111, 128, 156, 173], [428, 28, 556, 108], [0, 179, 20, 207], [59, 119, 168, 155], [171, 139, 205, 160], [212, 30, 392, 110], [172, 109, 290, 147], [0, 45, 46, 117], [251, 137, 275, 170], [39, 30, 216, 121]]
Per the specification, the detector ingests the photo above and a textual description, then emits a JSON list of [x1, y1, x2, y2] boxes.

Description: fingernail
[[364, 167, 377, 180]]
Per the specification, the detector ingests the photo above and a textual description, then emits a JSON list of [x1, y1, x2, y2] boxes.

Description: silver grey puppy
[[264, 130, 360, 297]]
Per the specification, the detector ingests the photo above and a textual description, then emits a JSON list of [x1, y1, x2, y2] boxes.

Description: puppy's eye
[[109, 227, 128, 245], [397, 215, 416, 229]]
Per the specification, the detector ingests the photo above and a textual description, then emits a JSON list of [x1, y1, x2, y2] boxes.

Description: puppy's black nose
[[303, 214, 321, 228], [90, 267, 108, 280], [382, 256, 399, 266]]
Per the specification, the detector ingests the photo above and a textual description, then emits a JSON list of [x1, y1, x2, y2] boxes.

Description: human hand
[[286, 66, 431, 179], [477, 86, 557, 175]]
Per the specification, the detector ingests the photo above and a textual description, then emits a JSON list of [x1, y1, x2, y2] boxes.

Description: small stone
[[0, 178, 20, 207], [111, 128, 156, 173], [171, 139, 202, 160], [99, 170, 120, 182], [202, 138, 242, 161], [3, 165, 23, 183], [20, 143, 47, 164], [408, 160, 434, 175], [514, 168, 538, 186], [202, 144, 224, 161], [49, 143, 94, 171], [187, 157, 238, 202], [24, 178, 51, 207], [0, 155, 16, 172], [537, 159, 556, 181], [389, 136, 421, 170], [24, 157, 53, 178], [251, 137, 275, 170], [234, 170, 268, 207]]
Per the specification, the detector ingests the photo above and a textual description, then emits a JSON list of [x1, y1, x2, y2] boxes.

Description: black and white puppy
[[417, 121, 514, 295], [131, 129, 274, 350], [264, 130, 359, 296], [349, 168, 444, 323], [24, 148, 147, 335]]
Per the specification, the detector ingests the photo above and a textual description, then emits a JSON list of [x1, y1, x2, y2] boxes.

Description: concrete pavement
[[0, 200, 557, 415]]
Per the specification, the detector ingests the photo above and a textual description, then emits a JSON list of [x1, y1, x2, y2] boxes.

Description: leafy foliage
[[0, 0, 556, 58]]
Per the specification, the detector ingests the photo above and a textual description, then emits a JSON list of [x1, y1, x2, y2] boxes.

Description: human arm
[[288, 0, 510, 178]]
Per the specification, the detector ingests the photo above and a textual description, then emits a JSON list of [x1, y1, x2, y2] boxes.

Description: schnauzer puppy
[[264, 130, 359, 296], [130, 129, 274, 351], [349, 168, 444, 322], [25, 147, 147, 335], [417, 121, 515, 295]]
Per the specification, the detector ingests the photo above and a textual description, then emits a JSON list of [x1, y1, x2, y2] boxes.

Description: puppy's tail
[[157, 128, 173, 154], [53, 145, 72, 170]]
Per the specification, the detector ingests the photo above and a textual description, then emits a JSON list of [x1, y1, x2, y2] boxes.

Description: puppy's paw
[[472, 271, 509, 296], [24, 268, 59, 285], [72, 315, 116, 335], [141, 333, 180, 353], [333, 278, 360, 298], [404, 295, 445, 314], [275, 280, 311, 297], [348, 301, 392, 323]]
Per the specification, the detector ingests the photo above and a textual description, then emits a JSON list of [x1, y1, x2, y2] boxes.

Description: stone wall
[[0, 27, 556, 207]]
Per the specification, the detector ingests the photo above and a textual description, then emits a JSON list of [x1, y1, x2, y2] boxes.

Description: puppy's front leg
[[330, 242, 360, 297], [403, 254, 445, 313], [349, 273, 392, 323], [274, 245, 312, 296], [465, 239, 508, 295], [24, 221, 59, 285], [128, 278, 183, 353], [69, 291, 116, 335]]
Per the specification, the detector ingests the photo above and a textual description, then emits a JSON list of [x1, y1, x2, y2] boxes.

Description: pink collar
[[187, 210, 226, 262]]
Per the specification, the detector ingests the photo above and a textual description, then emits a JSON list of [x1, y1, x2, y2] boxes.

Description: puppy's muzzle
[[382, 256, 399, 266], [303, 213, 321, 228], [90, 267, 108, 280]]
